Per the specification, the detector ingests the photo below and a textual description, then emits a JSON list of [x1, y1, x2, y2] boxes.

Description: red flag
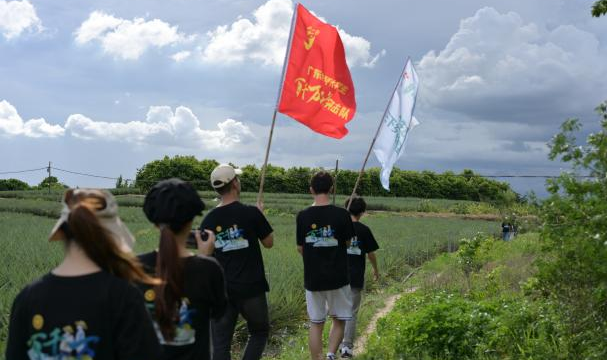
[[277, 4, 356, 139]]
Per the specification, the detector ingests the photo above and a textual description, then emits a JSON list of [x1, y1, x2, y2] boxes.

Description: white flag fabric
[[373, 59, 420, 190]]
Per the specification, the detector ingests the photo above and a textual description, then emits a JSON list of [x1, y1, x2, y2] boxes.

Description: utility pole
[[47, 161, 51, 194]]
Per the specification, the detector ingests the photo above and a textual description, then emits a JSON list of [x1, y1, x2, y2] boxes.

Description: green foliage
[[134, 156, 519, 204], [363, 234, 568, 360], [0, 178, 30, 191], [36, 176, 67, 190], [534, 101, 607, 357], [592, 0, 607, 17], [134, 155, 218, 191]]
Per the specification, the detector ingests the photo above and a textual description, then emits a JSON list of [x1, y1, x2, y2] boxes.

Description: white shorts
[[305, 285, 353, 324]]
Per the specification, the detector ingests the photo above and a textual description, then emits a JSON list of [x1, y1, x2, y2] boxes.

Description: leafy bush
[[533, 102, 607, 357], [133, 155, 519, 204], [0, 179, 30, 191], [364, 292, 564, 360]]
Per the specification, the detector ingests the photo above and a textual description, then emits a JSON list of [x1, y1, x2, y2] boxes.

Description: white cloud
[[75, 11, 190, 60], [64, 106, 254, 150], [0, 0, 42, 39], [171, 50, 191, 62], [0, 100, 254, 150], [201, 0, 384, 68], [417, 7, 607, 123], [0, 100, 64, 137]]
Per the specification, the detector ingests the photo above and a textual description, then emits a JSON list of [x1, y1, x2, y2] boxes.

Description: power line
[[0, 165, 598, 182], [51, 167, 122, 181], [0, 167, 47, 175]]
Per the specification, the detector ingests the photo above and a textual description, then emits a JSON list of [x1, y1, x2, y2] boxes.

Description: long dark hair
[[154, 222, 189, 340], [66, 204, 158, 285]]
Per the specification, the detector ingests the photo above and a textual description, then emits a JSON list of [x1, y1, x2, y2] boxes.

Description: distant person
[[296, 171, 354, 360], [200, 164, 274, 360], [139, 178, 227, 360], [6, 189, 160, 360], [339, 196, 380, 358], [507, 222, 514, 241], [501, 222, 509, 241]]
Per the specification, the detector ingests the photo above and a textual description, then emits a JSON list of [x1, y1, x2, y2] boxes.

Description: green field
[[0, 192, 500, 358]]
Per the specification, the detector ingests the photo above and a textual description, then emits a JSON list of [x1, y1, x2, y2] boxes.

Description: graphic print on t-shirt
[[346, 235, 362, 255], [144, 289, 197, 346], [305, 224, 338, 247], [214, 224, 249, 252], [27, 314, 100, 359]]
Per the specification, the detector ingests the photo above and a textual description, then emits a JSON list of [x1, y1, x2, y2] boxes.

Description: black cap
[[143, 178, 204, 224]]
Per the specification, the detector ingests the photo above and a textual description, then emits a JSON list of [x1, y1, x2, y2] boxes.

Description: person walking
[[339, 196, 380, 358], [296, 171, 354, 360], [199, 164, 274, 360], [5, 189, 161, 360], [139, 178, 228, 360]]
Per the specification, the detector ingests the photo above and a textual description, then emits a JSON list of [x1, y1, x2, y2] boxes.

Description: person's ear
[[309, 186, 315, 195]]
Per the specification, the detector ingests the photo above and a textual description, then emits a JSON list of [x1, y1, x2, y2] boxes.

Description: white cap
[[210, 164, 243, 189]]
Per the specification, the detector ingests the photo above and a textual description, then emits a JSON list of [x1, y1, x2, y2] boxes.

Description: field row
[[0, 189, 508, 215], [0, 206, 499, 358]]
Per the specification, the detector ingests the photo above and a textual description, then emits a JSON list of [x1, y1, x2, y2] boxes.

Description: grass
[[0, 192, 501, 359], [0, 189, 501, 215], [358, 233, 544, 360]]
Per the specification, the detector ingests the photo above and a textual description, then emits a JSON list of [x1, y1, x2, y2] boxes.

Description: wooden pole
[[257, 109, 278, 204], [257, 2, 298, 206], [47, 161, 51, 194], [333, 158, 339, 205], [347, 58, 410, 210]]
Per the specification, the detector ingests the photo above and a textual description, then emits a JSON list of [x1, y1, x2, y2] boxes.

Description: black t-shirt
[[296, 205, 354, 291], [138, 252, 227, 360], [200, 201, 273, 300], [347, 221, 380, 289], [5, 271, 160, 360]]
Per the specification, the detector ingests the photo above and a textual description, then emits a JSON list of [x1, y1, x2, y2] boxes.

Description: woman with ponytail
[[5, 189, 161, 360], [138, 178, 227, 360]]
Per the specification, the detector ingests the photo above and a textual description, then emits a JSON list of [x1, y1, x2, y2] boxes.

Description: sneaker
[[327, 352, 336, 360], [340, 346, 353, 358]]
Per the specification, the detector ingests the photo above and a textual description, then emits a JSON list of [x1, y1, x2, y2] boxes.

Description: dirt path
[[353, 286, 418, 356], [353, 265, 421, 357]]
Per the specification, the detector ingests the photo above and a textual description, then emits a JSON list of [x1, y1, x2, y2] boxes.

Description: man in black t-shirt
[[339, 196, 380, 358], [200, 164, 274, 360], [296, 171, 354, 360]]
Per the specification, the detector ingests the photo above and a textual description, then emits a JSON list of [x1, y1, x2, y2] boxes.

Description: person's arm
[[367, 252, 380, 281], [254, 207, 274, 249], [5, 291, 28, 360], [296, 212, 304, 256], [260, 233, 274, 249]]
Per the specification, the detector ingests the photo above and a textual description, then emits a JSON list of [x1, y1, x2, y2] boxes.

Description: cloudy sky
[[1, 0, 606, 196]]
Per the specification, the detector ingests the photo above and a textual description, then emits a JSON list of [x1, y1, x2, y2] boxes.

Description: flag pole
[[333, 158, 339, 205], [257, 2, 298, 206], [347, 57, 410, 210]]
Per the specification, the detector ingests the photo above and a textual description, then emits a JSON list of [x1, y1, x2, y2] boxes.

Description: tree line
[[133, 156, 519, 204]]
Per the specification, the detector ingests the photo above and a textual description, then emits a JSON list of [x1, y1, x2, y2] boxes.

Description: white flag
[[373, 59, 419, 190]]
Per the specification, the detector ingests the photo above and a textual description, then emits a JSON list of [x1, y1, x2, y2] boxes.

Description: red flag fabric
[[277, 4, 356, 139]]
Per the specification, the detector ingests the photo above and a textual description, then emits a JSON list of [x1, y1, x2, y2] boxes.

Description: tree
[[135, 156, 219, 191], [37, 176, 68, 190], [0, 178, 30, 191], [592, 0, 607, 17], [535, 101, 607, 356]]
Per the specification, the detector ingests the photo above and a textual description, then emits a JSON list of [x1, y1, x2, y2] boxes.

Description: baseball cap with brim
[[49, 189, 135, 252], [210, 164, 243, 189], [143, 178, 205, 224]]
